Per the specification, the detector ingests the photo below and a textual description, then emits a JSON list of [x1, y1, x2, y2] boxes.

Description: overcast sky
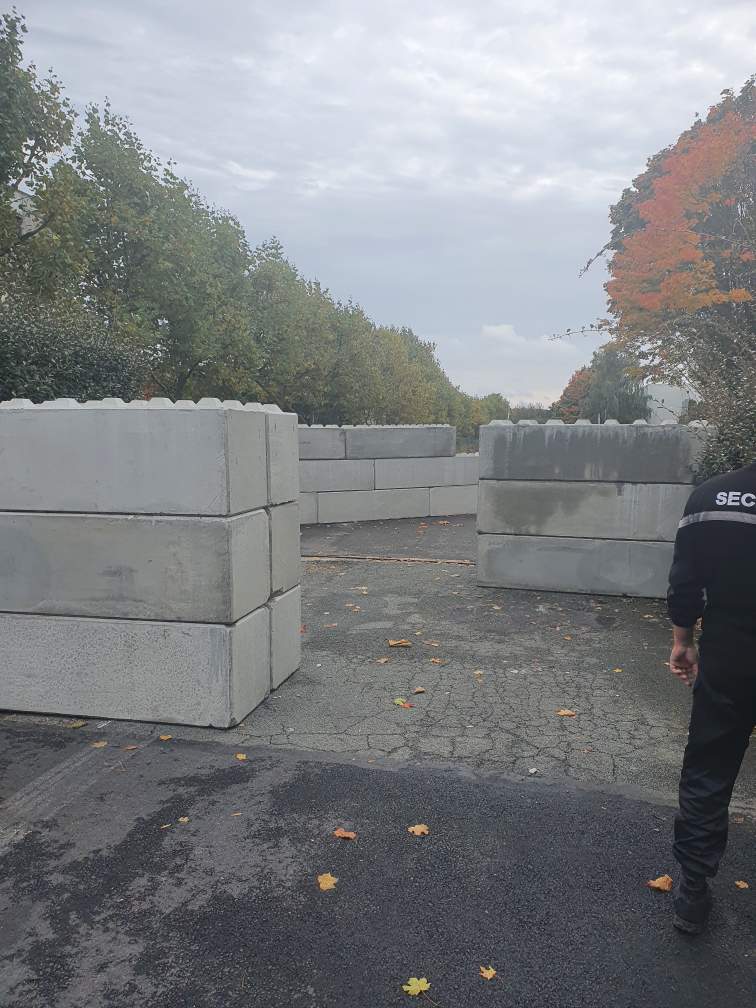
[[19, 1, 756, 402]]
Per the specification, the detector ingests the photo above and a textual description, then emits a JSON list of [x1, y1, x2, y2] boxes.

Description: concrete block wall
[[0, 398, 302, 727], [297, 424, 478, 523], [476, 420, 706, 598]]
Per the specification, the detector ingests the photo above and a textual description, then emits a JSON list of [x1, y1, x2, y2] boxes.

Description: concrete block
[[269, 585, 302, 689], [0, 606, 271, 727], [269, 501, 301, 594], [345, 425, 455, 459], [299, 459, 375, 492], [479, 422, 703, 483], [252, 406, 299, 504], [299, 493, 318, 525], [476, 533, 673, 598], [374, 454, 478, 489], [430, 485, 478, 516], [298, 425, 347, 460], [477, 480, 690, 541], [317, 488, 430, 523], [0, 510, 270, 622], [0, 400, 268, 515]]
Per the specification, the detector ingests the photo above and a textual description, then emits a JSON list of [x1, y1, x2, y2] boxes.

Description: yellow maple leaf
[[90, 740, 108, 749], [480, 965, 497, 980], [646, 874, 673, 892], [735, 879, 750, 889], [159, 734, 173, 741], [333, 828, 357, 840], [556, 709, 577, 717], [408, 823, 429, 836], [402, 977, 431, 996], [317, 872, 338, 891], [234, 752, 248, 761], [394, 697, 408, 705]]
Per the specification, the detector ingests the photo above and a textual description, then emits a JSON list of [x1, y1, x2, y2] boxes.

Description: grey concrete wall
[[476, 420, 701, 599], [298, 425, 346, 460], [300, 459, 375, 493], [0, 398, 302, 726], [344, 425, 455, 459], [374, 455, 478, 489], [268, 585, 302, 690], [430, 484, 478, 516], [317, 488, 431, 523]]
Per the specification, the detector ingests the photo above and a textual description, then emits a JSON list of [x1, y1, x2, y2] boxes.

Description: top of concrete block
[[479, 421, 706, 483]]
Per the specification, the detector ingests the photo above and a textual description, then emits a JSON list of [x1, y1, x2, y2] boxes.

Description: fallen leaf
[[91, 740, 108, 749], [480, 966, 497, 980], [178, 816, 190, 824], [317, 872, 338, 891], [732, 816, 745, 824], [325, 623, 338, 628], [735, 880, 750, 889], [394, 697, 408, 705], [123, 745, 140, 751], [375, 657, 390, 664], [563, 635, 572, 641], [398, 702, 414, 709], [612, 667, 623, 673], [528, 768, 539, 775], [231, 812, 242, 816], [402, 977, 431, 996], [556, 709, 577, 717], [160, 823, 172, 830], [423, 640, 440, 647], [646, 874, 673, 892], [437, 520, 451, 526], [389, 639, 412, 647], [408, 823, 429, 836], [333, 828, 357, 840], [430, 657, 444, 665], [300, 624, 307, 634], [491, 605, 502, 611], [159, 734, 173, 741], [67, 720, 87, 729], [413, 687, 426, 694], [234, 752, 248, 761]]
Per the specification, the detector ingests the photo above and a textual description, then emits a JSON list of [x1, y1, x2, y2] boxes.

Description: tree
[[0, 287, 144, 402], [603, 78, 755, 473], [551, 367, 592, 421], [581, 345, 649, 422]]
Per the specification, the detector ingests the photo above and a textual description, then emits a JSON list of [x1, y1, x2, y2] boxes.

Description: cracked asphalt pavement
[[1, 517, 754, 1006]]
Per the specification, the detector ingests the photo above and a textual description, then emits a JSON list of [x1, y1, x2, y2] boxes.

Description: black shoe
[[673, 874, 712, 935]]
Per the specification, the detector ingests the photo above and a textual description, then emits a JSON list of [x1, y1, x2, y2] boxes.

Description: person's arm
[[667, 505, 705, 688]]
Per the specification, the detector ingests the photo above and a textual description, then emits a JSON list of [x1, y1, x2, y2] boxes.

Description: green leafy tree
[[581, 345, 649, 422]]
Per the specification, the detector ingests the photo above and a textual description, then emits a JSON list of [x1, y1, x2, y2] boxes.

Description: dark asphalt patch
[[1, 723, 753, 1008]]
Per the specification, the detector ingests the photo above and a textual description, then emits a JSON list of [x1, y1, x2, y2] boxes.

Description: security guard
[[667, 457, 756, 934]]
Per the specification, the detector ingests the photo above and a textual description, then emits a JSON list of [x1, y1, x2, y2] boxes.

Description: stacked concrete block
[[476, 420, 705, 598], [0, 398, 302, 727], [297, 424, 479, 523]]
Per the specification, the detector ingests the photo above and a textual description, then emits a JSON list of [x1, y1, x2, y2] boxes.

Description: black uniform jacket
[[667, 461, 756, 634]]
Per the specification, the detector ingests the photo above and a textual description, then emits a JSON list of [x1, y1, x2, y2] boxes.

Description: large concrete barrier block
[[299, 493, 318, 525], [345, 425, 455, 459], [0, 606, 271, 727], [477, 533, 673, 598], [269, 501, 301, 594], [298, 425, 347, 460], [0, 400, 268, 515], [479, 422, 703, 483], [299, 459, 375, 492], [244, 404, 299, 504], [374, 454, 478, 489], [430, 485, 477, 516], [0, 509, 270, 622], [317, 488, 430, 523], [477, 480, 690, 541], [269, 585, 302, 689]]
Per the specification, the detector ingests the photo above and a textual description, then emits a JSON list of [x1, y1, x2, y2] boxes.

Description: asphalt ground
[[1, 517, 754, 1005]]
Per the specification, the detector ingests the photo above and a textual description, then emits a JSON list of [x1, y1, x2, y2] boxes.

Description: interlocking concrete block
[[299, 493, 318, 525], [477, 480, 690, 541], [477, 533, 673, 598], [374, 454, 478, 489], [0, 606, 271, 727], [345, 425, 455, 459], [258, 406, 299, 504], [269, 501, 301, 594], [268, 585, 302, 689], [299, 459, 375, 492], [479, 422, 703, 483], [430, 484, 478, 516], [0, 510, 270, 622], [0, 400, 268, 515], [317, 488, 430, 523], [298, 425, 347, 460]]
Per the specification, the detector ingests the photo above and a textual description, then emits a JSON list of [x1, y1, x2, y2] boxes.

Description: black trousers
[[674, 631, 756, 878]]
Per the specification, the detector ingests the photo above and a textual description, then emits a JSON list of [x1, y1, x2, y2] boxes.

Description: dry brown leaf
[[556, 709, 577, 717], [123, 745, 140, 751], [398, 702, 414, 709], [91, 740, 108, 749], [430, 657, 444, 665], [67, 720, 87, 729], [437, 520, 451, 526], [423, 640, 440, 647], [333, 828, 358, 840], [375, 657, 390, 664], [735, 879, 750, 889], [388, 639, 412, 647], [646, 874, 673, 892], [178, 816, 190, 824], [563, 635, 572, 640], [407, 823, 429, 836], [234, 752, 248, 761], [160, 823, 172, 830], [479, 966, 497, 980], [732, 816, 745, 824], [317, 872, 338, 891], [325, 623, 338, 628], [231, 812, 242, 817], [413, 687, 426, 694], [159, 734, 173, 741]]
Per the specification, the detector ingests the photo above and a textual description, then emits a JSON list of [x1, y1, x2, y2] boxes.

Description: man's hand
[[669, 626, 699, 687]]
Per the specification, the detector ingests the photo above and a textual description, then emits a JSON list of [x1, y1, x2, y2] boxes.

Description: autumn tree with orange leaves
[[603, 77, 755, 476]]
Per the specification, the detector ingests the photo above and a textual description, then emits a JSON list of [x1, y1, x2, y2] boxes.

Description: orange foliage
[[607, 108, 755, 326]]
